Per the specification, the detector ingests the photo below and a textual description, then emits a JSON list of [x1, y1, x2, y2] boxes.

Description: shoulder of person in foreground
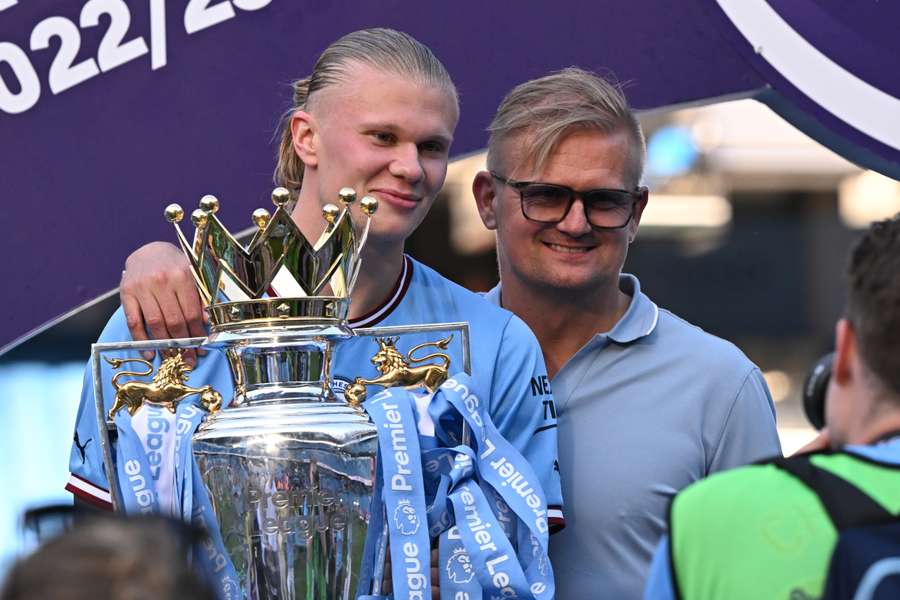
[[654, 307, 782, 468], [645, 460, 822, 600]]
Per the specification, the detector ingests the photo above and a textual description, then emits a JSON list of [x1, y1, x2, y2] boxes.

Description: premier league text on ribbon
[[382, 401, 416, 493], [368, 392, 432, 600], [442, 377, 549, 535]]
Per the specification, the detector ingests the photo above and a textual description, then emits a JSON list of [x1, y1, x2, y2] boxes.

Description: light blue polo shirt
[[485, 274, 781, 599]]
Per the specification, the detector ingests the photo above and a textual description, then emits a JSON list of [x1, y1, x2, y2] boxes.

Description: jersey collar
[[348, 255, 413, 328]]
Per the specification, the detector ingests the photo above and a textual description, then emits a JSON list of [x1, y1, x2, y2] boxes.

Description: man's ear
[[290, 110, 318, 168], [833, 318, 857, 386], [472, 170, 498, 230], [629, 187, 649, 243]]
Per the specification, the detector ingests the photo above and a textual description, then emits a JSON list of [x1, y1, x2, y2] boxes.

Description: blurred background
[[2, 96, 899, 573]]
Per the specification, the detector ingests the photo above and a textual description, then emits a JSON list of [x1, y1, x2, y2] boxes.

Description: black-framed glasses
[[490, 171, 645, 230]]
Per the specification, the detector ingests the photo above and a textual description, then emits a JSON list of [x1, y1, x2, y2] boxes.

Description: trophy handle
[[352, 322, 472, 447], [344, 333, 454, 407], [91, 337, 209, 512]]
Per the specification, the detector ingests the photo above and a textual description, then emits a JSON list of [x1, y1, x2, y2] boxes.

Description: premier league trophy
[[92, 185, 551, 600], [177, 187, 380, 599], [96, 186, 398, 599]]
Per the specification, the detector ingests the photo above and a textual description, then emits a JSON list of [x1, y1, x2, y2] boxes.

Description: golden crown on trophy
[[165, 186, 377, 331]]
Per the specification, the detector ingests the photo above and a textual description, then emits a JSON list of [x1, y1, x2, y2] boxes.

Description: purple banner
[[2, 0, 898, 351], [703, 0, 900, 178]]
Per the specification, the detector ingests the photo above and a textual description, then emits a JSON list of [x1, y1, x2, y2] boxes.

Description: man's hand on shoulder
[[120, 241, 206, 364]]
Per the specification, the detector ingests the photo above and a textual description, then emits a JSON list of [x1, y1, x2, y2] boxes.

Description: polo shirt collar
[[482, 273, 659, 344], [606, 274, 659, 344]]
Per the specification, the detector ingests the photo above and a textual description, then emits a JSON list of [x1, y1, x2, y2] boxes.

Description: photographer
[[644, 215, 900, 599]]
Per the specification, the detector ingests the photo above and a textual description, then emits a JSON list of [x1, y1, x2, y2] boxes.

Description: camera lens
[[802, 353, 833, 431]]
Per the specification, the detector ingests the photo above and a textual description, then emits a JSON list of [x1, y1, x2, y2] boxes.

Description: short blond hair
[[487, 67, 645, 188]]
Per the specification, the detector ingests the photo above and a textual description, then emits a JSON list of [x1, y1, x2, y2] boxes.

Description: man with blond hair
[[472, 67, 780, 598]]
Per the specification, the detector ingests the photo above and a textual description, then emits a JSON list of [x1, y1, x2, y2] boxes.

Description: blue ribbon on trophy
[[189, 459, 242, 600], [433, 375, 554, 599], [361, 371, 555, 600], [365, 390, 433, 600], [113, 406, 162, 515], [174, 402, 204, 523], [109, 377, 239, 599]]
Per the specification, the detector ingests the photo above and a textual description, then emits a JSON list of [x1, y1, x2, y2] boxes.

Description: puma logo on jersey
[[73, 432, 92, 464]]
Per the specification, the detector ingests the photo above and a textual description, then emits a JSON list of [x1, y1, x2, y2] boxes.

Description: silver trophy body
[[163, 188, 382, 599], [194, 318, 377, 599]]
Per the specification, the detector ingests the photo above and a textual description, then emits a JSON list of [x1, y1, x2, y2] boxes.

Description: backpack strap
[[771, 454, 893, 530]]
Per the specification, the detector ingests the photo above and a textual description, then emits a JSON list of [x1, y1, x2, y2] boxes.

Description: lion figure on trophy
[[105, 353, 223, 418], [344, 334, 453, 406]]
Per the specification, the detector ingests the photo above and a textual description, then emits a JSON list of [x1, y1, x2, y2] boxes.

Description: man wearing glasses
[[472, 68, 781, 599]]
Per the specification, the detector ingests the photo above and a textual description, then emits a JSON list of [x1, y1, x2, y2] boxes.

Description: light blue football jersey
[[68, 256, 564, 527]]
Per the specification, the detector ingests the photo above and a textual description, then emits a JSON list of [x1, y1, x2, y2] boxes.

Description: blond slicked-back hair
[[487, 67, 645, 188], [275, 28, 458, 198]]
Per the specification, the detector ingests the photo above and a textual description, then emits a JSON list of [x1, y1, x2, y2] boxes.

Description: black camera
[[802, 353, 833, 431]]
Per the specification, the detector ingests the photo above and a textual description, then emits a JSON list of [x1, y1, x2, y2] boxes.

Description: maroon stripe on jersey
[[549, 518, 566, 534], [65, 481, 113, 511], [348, 256, 413, 328], [549, 504, 565, 534]]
